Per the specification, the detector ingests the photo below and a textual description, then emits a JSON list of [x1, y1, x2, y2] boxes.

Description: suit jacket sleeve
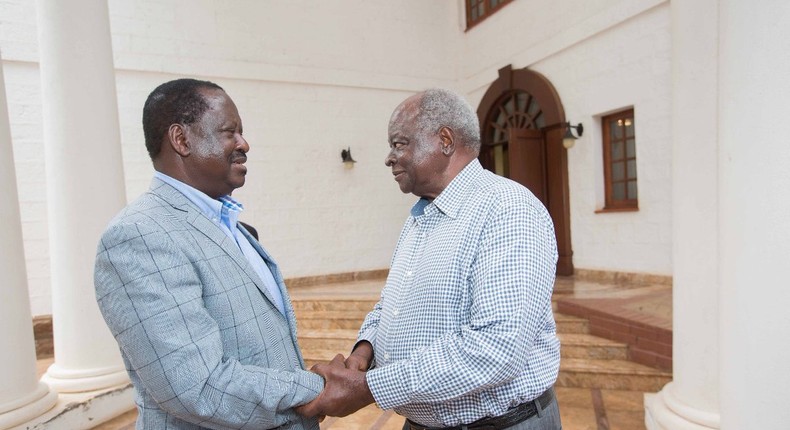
[[95, 220, 323, 430]]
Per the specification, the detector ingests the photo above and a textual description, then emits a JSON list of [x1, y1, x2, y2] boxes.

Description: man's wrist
[[350, 340, 374, 369]]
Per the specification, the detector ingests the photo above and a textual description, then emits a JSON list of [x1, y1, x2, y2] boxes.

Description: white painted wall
[[2, 0, 677, 315], [1, 0, 460, 316], [462, 0, 672, 275]]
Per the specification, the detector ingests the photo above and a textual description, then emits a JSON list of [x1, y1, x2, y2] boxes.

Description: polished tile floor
[[83, 275, 670, 429]]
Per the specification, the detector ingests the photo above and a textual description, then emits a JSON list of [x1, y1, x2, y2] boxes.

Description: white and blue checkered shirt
[[360, 159, 560, 427]]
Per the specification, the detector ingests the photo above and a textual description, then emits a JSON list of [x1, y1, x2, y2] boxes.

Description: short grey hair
[[414, 88, 481, 151]]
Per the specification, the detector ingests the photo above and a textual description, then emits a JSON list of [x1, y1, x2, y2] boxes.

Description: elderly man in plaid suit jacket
[[95, 79, 323, 429]]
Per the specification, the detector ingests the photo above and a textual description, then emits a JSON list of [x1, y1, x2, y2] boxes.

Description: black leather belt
[[405, 387, 555, 430]]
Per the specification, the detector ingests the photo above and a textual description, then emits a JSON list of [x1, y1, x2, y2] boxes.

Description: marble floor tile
[[322, 404, 402, 430], [607, 410, 647, 430], [601, 389, 647, 412], [556, 386, 594, 409], [558, 405, 598, 430]]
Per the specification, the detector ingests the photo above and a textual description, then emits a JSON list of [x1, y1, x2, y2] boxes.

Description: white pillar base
[[0, 382, 57, 430], [42, 363, 128, 393], [645, 382, 720, 430], [9, 383, 134, 430]]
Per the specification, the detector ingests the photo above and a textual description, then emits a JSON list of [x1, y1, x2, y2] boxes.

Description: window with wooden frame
[[466, 0, 514, 29], [602, 109, 638, 210]]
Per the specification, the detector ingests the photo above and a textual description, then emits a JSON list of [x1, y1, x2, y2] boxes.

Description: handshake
[[296, 341, 376, 418]]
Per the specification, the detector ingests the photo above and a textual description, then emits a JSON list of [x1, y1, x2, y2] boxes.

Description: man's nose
[[385, 150, 395, 167], [238, 135, 250, 153]]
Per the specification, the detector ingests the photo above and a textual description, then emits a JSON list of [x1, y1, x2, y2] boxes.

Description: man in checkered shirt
[[297, 89, 562, 429]]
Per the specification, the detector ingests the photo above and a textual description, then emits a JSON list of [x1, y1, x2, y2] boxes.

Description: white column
[[0, 50, 58, 430], [644, 0, 721, 429], [718, 0, 790, 428], [35, 0, 129, 392]]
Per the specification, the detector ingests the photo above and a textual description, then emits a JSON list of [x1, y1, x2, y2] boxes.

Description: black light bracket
[[341, 147, 356, 168]]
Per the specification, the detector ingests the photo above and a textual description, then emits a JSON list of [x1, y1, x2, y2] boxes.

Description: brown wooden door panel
[[508, 128, 547, 206]]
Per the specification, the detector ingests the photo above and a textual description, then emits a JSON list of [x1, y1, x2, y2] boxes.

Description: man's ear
[[439, 126, 455, 156], [167, 123, 191, 157]]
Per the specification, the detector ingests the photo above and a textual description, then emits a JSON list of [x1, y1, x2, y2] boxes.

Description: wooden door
[[477, 66, 574, 276], [508, 128, 547, 206]]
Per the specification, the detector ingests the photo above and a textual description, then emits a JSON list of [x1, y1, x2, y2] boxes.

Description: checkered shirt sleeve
[[357, 160, 560, 427]]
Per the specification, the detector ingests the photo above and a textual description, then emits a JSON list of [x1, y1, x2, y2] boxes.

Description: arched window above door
[[481, 91, 547, 179], [485, 90, 547, 144]]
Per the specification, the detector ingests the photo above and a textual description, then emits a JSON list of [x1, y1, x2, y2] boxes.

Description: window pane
[[612, 161, 625, 181], [504, 96, 514, 114], [627, 180, 638, 200], [527, 97, 541, 117], [625, 118, 635, 137], [496, 109, 506, 127], [467, 0, 511, 27], [626, 138, 636, 158], [534, 112, 545, 128], [610, 120, 623, 139], [627, 160, 637, 179], [613, 182, 626, 200], [516, 93, 527, 113], [612, 141, 624, 160]]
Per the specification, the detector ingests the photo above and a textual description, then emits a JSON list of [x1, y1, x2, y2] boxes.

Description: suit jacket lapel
[[236, 225, 304, 362], [147, 179, 285, 317]]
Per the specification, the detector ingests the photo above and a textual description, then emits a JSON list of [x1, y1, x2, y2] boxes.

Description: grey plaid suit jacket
[[95, 178, 322, 430]]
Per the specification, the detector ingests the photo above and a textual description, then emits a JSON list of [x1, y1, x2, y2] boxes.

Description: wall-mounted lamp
[[562, 122, 584, 149], [341, 147, 356, 169]]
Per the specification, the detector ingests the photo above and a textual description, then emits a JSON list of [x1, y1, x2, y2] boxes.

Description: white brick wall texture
[[1, 0, 674, 315]]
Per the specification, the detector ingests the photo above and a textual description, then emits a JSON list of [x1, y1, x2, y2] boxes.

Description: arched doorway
[[477, 65, 573, 275]]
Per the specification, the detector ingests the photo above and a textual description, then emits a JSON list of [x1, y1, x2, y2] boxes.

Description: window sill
[[595, 207, 639, 214]]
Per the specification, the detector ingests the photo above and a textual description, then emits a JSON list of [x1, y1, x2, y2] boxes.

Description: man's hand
[[295, 354, 375, 418], [345, 341, 373, 371]]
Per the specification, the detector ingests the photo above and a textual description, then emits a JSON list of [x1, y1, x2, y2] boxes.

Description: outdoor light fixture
[[562, 122, 584, 149], [341, 147, 356, 169]]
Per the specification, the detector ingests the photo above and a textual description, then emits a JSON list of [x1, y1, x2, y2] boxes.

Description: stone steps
[[555, 313, 590, 334], [294, 310, 591, 333], [298, 328, 358, 353], [291, 298, 379, 312], [293, 300, 671, 392], [557, 358, 672, 392], [557, 333, 628, 360], [297, 329, 628, 361], [295, 310, 370, 330]]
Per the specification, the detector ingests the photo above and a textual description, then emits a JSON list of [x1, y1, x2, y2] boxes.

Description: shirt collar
[[154, 172, 243, 229], [412, 159, 483, 219]]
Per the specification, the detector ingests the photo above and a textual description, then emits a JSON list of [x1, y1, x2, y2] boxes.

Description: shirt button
[[393, 309, 399, 316], [384, 353, 390, 361], [406, 271, 413, 277]]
